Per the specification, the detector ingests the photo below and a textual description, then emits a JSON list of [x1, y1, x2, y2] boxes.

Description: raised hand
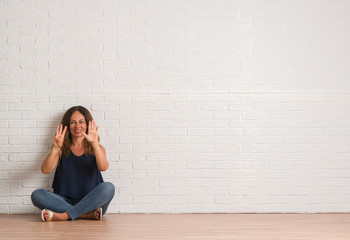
[[82, 120, 99, 144], [53, 124, 67, 148]]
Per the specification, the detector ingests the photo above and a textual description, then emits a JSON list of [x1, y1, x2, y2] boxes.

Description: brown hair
[[60, 106, 100, 157]]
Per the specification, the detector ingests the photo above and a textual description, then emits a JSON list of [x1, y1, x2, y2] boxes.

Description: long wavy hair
[[60, 106, 100, 157]]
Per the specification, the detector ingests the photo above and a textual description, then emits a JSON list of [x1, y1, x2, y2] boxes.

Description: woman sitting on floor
[[31, 106, 115, 222]]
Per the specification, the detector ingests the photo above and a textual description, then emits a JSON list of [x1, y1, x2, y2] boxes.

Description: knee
[[31, 189, 44, 200], [101, 182, 115, 197], [31, 189, 46, 205]]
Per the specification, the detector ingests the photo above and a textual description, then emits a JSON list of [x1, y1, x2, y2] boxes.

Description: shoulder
[[91, 144, 106, 155]]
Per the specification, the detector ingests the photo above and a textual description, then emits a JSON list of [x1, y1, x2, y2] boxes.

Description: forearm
[[91, 142, 109, 171], [41, 145, 61, 174]]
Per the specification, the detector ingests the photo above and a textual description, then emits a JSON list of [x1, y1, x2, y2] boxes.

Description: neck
[[71, 137, 85, 148]]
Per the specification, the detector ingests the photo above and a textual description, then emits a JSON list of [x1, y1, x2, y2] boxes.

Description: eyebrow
[[70, 119, 85, 122]]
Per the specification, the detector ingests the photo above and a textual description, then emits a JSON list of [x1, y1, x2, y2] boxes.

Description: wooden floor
[[1, 214, 350, 239]]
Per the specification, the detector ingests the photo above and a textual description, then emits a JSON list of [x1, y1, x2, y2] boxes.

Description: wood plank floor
[[1, 214, 350, 239]]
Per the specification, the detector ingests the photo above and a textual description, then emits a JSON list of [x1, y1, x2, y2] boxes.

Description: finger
[[92, 120, 95, 130], [62, 126, 67, 136], [59, 124, 63, 134], [56, 125, 59, 136], [81, 131, 87, 138]]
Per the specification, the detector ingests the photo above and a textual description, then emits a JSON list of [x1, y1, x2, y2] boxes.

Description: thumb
[[82, 131, 87, 138]]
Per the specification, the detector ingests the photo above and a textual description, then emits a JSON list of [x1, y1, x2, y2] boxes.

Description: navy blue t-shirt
[[52, 150, 104, 200]]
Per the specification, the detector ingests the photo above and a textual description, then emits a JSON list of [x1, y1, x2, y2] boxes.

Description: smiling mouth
[[74, 130, 82, 134]]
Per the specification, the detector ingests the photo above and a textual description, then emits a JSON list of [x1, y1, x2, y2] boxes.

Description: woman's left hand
[[82, 120, 99, 144]]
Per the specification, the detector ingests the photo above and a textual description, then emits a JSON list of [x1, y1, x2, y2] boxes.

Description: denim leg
[[66, 182, 115, 220], [31, 189, 73, 213], [101, 195, 113, 215]]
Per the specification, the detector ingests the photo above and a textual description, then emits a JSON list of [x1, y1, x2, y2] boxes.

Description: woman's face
[[69, 111, 87, 139]]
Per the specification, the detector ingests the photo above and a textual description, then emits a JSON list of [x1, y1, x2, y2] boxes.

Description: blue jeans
[[31, 182, 115, 220]]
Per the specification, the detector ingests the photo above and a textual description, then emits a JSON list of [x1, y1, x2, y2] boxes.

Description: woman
[[31, 106, 115, 222]]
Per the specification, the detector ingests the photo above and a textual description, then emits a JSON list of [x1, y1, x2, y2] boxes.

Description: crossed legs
[[31, 182, 115, 221]]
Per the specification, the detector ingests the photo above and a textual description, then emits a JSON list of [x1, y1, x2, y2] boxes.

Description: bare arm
[[82, 120, 109, 171], [41, 145, 61, 174], [91, 143, 109, 171], [41, 124, 67, 174]]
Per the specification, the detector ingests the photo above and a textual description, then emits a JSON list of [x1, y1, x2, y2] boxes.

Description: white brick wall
[[1, 0, 350, 214]]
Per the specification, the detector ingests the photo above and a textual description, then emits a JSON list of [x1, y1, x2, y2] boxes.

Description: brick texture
[[1, 0, 350, 213]]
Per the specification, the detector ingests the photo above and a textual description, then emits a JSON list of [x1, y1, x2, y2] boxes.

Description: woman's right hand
[[53, 124, 67, 149], [42, 124, 67, 174]]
